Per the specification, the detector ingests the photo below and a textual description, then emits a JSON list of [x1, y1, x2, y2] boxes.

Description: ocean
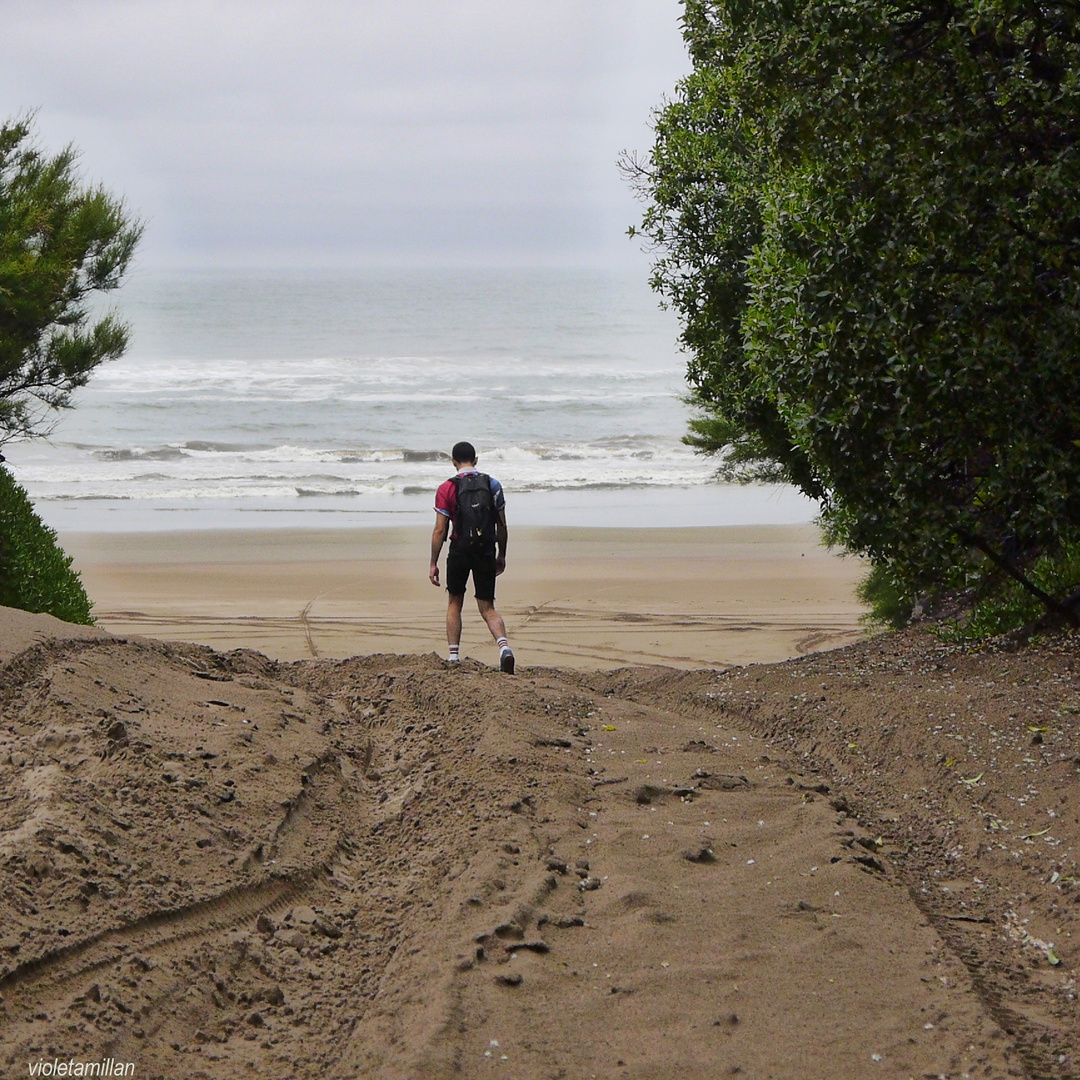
[[3, 266, 816, 531]]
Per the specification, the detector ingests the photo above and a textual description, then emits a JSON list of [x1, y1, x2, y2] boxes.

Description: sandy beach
[[62, 523, 868, 668]]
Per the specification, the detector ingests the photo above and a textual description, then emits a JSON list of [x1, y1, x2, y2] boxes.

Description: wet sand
[[63, 523, 868, 668]]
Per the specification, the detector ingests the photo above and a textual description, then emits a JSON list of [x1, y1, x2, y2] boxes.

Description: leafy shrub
[[935, 543, 1080, 644], [631, 3, 1080, 622], [856, 562, 914, 631], [0, 464, 93, 624]]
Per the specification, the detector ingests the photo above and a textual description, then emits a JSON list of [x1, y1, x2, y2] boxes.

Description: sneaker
[[500, 648, 515, 675], [446, 654, 460, 663]]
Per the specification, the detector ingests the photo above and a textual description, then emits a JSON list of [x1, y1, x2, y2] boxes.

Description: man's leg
[[443, 548, 469, 662], [446, 593, 465, 661], [476, 598, 506, 642], [477, 598, 514, 674]]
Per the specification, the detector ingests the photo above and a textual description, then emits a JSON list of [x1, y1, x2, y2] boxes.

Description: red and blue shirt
[[435, 468, 505, 541]]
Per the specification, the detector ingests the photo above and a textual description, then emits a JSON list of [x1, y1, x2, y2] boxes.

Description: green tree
[[0, 116, 141, 624], [1, 116, 141, 442], [629, 1, 1080, 623]]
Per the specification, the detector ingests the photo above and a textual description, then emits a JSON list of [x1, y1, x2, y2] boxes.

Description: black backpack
[[452, 472, 497, 553]]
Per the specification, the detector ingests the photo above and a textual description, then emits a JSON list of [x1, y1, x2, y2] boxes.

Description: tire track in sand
[[1, 755, 348, 1016], [0, 869, 327, 1010]]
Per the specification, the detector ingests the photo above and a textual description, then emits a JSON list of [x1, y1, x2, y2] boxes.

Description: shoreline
[[33, 483, 820, 533], [63, 522, 868, 669]]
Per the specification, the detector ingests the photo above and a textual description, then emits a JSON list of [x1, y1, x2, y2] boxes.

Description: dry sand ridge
[[0, 608, 1077, 1078]]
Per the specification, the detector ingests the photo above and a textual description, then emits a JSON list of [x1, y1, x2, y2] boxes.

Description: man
[[429, 441, 515, 673]]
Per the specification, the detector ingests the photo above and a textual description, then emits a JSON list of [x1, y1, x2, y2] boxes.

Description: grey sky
[[1, 0, 689, 267]]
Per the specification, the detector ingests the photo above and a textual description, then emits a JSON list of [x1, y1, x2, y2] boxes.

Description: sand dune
[[1, 610, 1049, 1078]]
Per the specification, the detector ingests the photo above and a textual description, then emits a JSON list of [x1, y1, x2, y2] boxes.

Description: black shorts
[[446, 547, 497, 601]]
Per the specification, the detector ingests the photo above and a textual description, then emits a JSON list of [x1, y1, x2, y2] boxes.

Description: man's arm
[[495, 508, 508, 576], [430, 512, 449, 586]]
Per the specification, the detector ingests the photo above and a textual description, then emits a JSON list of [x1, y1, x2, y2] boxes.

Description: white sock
[[448, 644, 460, 661], [497, 637, 510, 654]]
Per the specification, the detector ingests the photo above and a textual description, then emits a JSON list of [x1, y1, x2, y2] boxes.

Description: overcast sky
[[0, 0, 690, 268]]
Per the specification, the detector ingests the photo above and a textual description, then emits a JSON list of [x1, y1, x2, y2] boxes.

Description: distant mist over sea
[[4, 267, 816, 530]]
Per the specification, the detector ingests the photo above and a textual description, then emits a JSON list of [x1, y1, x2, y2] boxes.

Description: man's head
[[452, 441, 477, 467]]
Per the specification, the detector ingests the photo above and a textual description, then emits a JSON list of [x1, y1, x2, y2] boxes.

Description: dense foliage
[[0, 116, 141, 442], [935, 541, 1080, 640], [630, 1, 1080, 621], [0, 116, 138, 621], [0, 464, 93, 624]]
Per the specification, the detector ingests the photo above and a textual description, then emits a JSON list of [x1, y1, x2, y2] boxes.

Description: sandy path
[[0, 618, 1022, 1079], [371, 682, 1006, 1080]]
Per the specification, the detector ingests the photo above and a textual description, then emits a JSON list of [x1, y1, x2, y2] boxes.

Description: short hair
[[452, 441, 477, 464]]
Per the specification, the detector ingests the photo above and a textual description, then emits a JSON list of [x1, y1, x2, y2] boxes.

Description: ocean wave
[[402, 450, 451, 462], [32, 472, 716, 501], [95, 447, 189, 461], [13, 436, 716, 503], [183, 440, 275, 453], [68, 440, 670, 468], [88, 354, 678, 389]]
